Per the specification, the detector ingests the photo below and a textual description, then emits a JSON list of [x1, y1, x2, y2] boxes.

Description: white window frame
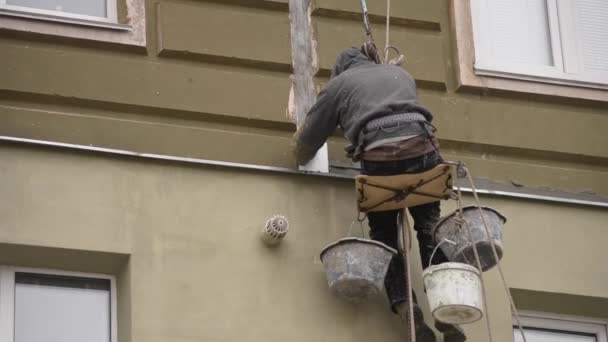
[[514, 311, 608, 342], [0, 0, 124, 30], [0, 266, 118, 342], [470, 0, 608, 89]]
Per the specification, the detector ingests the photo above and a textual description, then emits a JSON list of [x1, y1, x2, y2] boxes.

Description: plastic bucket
[[320, 238, 397, 303], [423, 262, 483, 324], [433, 206, 506, 271]]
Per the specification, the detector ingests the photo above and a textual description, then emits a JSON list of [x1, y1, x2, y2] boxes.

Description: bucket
[[423, 262, 483, 324], [433, 206, 506, 271], [320, 238, 397, 303]]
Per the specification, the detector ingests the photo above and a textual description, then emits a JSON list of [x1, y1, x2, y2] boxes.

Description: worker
[[293, 47, 466, 342]]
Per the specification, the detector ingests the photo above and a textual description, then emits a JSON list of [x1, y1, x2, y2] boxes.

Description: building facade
[[1, 0, 607, 341]]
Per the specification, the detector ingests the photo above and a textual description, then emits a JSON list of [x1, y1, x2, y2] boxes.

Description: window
[[0, 266, 117, 342], [514, 312, 608, 342], [0, 0, 117, 23], [0, 0, 144, 46], [471, 0, 608, 88]]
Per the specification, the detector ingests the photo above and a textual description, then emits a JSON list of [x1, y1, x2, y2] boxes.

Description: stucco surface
[[1, 145, 607, 341]]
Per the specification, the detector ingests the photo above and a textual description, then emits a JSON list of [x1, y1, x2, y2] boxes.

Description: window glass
[[486, 0, 554, 66], [14, 272, 111, 342], [6, 0, 107, 18], [514, 328, 597, 342]]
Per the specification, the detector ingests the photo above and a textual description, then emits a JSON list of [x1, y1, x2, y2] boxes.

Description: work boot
[[396, 302, 437, 341], [435, 321, 467, 342]]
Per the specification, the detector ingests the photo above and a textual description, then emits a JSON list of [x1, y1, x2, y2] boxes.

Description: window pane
[[575, 0, 608, 72], [487, 0, 554, 66], [514, 328, 597, 342], [14, 273, 111, 342], [6, 0, 107, 18]]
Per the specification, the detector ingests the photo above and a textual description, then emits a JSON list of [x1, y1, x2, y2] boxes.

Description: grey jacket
[[294, 48, 433, 164]]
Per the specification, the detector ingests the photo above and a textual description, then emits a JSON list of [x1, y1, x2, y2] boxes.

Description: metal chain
[[359, 0, 374, 42]]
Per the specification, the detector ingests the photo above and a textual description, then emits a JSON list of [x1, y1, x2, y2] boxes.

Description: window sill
[[0, 0, 145, 47], [0, 8, 131, 31], [475, 67, 608, 92], [450, 0, 608, 103]]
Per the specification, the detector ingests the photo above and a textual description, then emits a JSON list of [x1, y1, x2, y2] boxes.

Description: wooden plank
[[288, 0, 328, 172], [157, 1, 291, 68], [0, 41, 291, 123], [314, 16, 446, 86]]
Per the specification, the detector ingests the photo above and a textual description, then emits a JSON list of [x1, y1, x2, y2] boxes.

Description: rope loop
[[361, 41, 381, 64], [384, 46, 405, 66], [347, 219, 366, 238]]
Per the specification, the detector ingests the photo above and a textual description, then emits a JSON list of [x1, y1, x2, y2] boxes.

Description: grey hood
[[330, 48, 374, 78], [295, 47, 433, 164]]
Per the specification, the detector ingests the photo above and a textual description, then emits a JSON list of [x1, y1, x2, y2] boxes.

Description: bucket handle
[[428, 238, 457, 269], [347, 219, 366, 238]]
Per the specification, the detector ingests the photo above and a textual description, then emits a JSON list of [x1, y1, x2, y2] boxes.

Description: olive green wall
[[1, 1, 607, 341], [0, 0, 606, 195], [1, 144, 607, 342]]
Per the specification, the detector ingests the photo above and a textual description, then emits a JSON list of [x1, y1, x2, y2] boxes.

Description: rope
[[398, 210, 416, 342], [462, 165, 528, 342], [384, 0, 391, 64], [347, 219, 365, 238], [451, 165, 495, 342], [362, 41, 382, 64]]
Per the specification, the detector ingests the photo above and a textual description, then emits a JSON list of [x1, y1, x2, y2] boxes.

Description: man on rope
[[293, 47, 466, 342]]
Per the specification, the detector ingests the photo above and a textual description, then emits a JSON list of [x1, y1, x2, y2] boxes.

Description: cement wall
[[1, 144, 607, 342]]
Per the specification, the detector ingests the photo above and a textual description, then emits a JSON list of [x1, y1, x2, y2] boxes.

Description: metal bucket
[[423, 262, 483, 324], [320, 238, 397, 303], [433, 206, 506, 271]]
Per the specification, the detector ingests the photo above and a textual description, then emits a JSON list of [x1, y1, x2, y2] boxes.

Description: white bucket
[[423, 262, 483, 325]]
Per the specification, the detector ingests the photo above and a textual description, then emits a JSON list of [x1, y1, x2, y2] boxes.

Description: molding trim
[[1, 135, 607, 208]]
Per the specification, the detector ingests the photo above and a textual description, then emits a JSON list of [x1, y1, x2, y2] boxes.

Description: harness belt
[[365, 112, 427, 131], [348, 112, 433, 162]]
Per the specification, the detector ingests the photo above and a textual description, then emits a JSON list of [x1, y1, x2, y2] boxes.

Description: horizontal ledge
[[315, 69, 447, 90], [454, 182, 608, 209], [312, 8, 441, 32], [474, 67, 608, 91], [1, 135, 607, 208], [157, 49, 293, 74], [0, 90, 295, 129], [192, 0, 289, 12], [454, 84, 608, 110]]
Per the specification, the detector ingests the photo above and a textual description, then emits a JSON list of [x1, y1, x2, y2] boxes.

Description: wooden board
[[356, 164, 453, 212]]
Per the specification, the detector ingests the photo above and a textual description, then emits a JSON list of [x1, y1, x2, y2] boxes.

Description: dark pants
[[361, 150, 448, 311]]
